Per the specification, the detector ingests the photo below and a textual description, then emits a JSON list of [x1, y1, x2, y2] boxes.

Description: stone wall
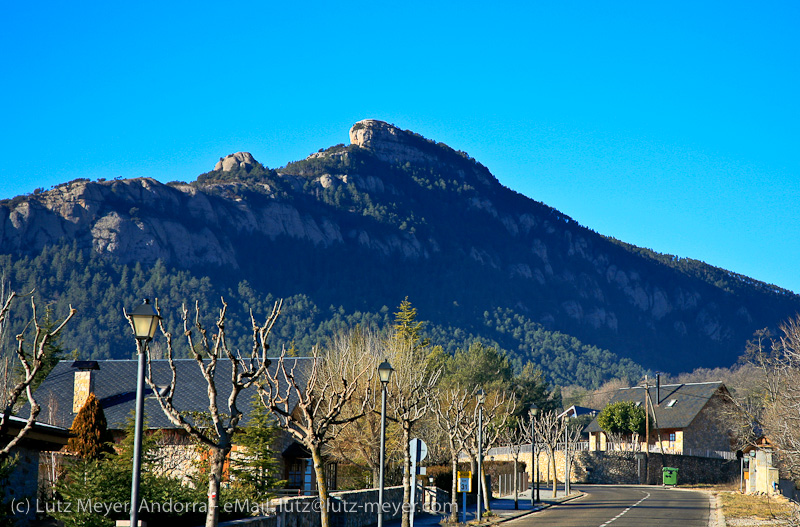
[[572, 451, 641, 484], [573, 451, 739, 485], [2, 446, 40, 527], [217, 485, 449, 527]]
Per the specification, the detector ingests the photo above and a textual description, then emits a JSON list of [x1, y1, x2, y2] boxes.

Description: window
[[669, 432, 676, 444], [667, 399, 677, 407], [287, 460, 304, 488]]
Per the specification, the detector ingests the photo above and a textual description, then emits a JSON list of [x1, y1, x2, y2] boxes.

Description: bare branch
[[257, 328, 375, 527], [1, 293, 75, 462], [137, 297, 282, 527]]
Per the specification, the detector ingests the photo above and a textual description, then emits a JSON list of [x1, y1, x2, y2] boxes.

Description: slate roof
[[31, 358, 315, 431], [584, 381, 727, 433], [558, 405, 599, 419], [2, 415, 71, 450]]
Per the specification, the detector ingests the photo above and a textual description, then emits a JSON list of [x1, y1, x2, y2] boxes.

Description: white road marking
[[599, 492, 650, 526]]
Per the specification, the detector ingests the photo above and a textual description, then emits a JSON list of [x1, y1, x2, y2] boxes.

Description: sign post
[[409, 438, 428, 527], [457, 470, 472, 524]]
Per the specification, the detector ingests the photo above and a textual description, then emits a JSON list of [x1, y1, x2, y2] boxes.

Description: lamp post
[[529, 403, 539, 505], [127, 299, 160, 527], [377, 359, 393, 527], [476, 388, 486, 522], [563, 416, 570, 496], [528, 403, 539, 507]]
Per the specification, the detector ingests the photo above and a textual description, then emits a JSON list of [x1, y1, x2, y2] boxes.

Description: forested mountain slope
[[1, 120, 797, 387]]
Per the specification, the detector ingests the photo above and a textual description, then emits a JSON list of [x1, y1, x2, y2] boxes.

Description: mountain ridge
[[1, 119, 797, 382]]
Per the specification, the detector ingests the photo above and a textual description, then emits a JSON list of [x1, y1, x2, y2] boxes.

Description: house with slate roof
[[584, 381, 737, 458], [31, 358, 328, 493]]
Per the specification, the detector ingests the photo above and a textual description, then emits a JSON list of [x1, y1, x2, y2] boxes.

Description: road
[[507, 485, 711, 527]]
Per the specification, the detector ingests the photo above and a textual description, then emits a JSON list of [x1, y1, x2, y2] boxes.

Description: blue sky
[[2, 1, 799, 293]]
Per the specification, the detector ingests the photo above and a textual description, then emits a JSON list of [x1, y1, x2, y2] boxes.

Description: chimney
[[656, 373, 661, 406], [71, 361, 99, 412]]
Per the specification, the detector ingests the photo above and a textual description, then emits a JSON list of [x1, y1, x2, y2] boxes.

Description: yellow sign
[[457, 471, 472, 493]]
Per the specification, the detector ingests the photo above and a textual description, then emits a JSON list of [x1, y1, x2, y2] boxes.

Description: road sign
[[409, 438, 428, 527], [457, 470, 472, 523], [409, 438, 428, 462], [457, 471, 472, 492]]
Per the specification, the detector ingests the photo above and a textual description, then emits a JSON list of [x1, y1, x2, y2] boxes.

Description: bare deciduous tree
[[139, 298, 281, 527], [753, 318, 800, 480], [431, 387, 474, 522], [326, 354, 405, 488], [462, 391, 514, 513], [500, 421, 525, 507], [582, 378, 632, 410], [384, 335, 440, 527], [325, 397, 383, 484], [532, 410, 566, 498], [0, 291, 75, 463], [563, 417, 583, 494], [257, 328, 375, 527]]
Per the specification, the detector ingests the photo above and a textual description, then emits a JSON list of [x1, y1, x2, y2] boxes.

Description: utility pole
[[643, 378, 665, 486], [643, 377, 650, 485]]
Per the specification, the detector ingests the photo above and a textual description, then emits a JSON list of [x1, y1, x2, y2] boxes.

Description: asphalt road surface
[[509, 485, 711, 527]]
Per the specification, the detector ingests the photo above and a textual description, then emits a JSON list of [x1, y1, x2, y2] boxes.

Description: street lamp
[[127, 299, 160, 527], [476, 388, 486, 522], [563, 415, 570, 496], [377, 359, 393, 527], [529, 403, 540, 505]]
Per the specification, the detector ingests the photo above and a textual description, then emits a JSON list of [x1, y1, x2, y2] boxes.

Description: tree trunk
[[372, 464, 380, 489], [450, 453, 458, 522], [530, 445, 536, 504], [401, 425, 411, 527], [481, 464, 490, 513], [206, 446, 229, 527], [311, 444, 330, 527], [513, 456, 518, 508], [550, 447, 557, 498]]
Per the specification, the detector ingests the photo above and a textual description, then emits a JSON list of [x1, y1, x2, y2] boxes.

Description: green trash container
[[662, 467, 678, 486]]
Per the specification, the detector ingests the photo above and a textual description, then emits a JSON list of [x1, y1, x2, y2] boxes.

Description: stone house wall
[[3, 445, 41, 527], [681, 393, 733, 455]]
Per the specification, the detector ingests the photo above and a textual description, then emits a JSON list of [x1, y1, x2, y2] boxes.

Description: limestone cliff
[[1, 120, 798, 374]]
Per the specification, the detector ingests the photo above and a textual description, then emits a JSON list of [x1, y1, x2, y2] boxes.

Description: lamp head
[[129, 299, 161, 342], [476, 388, 486, 405], [529, 402, 539, 417], [378, 359, 394, 384]]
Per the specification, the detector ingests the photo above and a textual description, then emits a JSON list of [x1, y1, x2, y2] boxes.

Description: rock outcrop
[[0, 175, 343, 268], [349, 120, 433, 164], [214, 152, 256, 172], [349, 119, 496, 187]]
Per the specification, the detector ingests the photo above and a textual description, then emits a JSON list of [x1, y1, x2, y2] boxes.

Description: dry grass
[[719, 491, 793, 521]]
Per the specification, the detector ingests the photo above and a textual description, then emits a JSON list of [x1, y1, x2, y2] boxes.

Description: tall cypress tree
[[393, 297, 429, 349], [67, 392, 112, 460]]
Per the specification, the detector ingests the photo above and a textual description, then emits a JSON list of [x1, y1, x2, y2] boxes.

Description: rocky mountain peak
[[348, 119, 498, 188], [349, 119, 400, 148], [349, 119, 442, 166], [214, 152, 257, 172]]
